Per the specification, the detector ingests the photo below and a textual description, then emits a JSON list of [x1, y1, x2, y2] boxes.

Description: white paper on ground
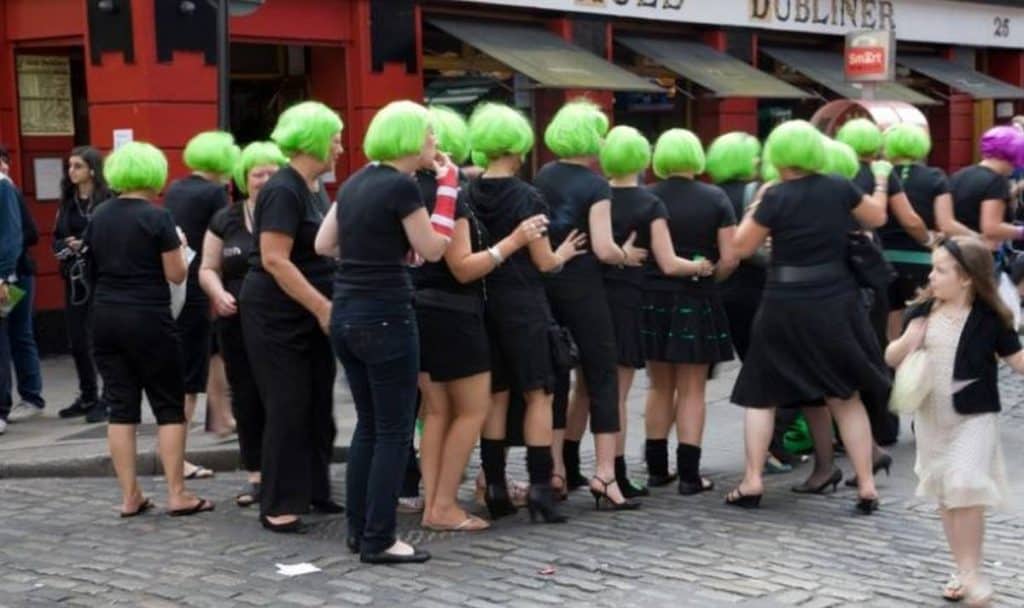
[[275, 562, 321, 577]]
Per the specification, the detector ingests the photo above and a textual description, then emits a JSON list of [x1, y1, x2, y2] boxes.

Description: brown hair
[[910, 235, 1014, 328]]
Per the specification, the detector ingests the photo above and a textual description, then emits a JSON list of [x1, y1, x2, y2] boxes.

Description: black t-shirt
[[164, 175, 228, 302], [645, 178, 736, 292], [248, 165, 334, 297], [532, 161, 612, 284], [879, 164, 950, 251], [718, 179, 766, 292], [754, 174, 863, 296], [467, 176, 548, 291], [334, 163, 424, 302], [411, 171, 484, 297], [208, 204, 253, 299], [84, 197, 181, 309], [849, 161, 902, 231], [950, 164, 1012, 232], [605, 186, 667, 287]]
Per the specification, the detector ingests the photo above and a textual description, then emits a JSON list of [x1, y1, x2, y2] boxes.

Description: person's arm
[[198, 230, 237, 317], [732, 215, 771, 259], [403, 208, 450, 262], [1004, 350, 1024, 374], [162, 248, 188, 285], [0, 181, 23, 282], [650, 219, 711, 277], [527, 229, 587, 272], [851, 192, 887, 229], [715, 225, 739, 281], [934, 193, 976, 237], [262, 231, 331, 330], [446, 214, 547, 284], [888, 192, 929, 244], [884, 316, 927, 368], [588, 199, 628, 265], [314, 202, 339, 258], [979, 198, 1020, 244]]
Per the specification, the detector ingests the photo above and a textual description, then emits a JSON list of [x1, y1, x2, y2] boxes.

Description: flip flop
[[120, 498, 154, 518], [236, 482, 261, 508], [185, 465, 215, 480], [169, 498, 215, 517], [423, 515, 490, 532]]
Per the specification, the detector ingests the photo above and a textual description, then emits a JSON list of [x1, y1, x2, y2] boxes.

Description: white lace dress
[[914, 309, 1009, 509]]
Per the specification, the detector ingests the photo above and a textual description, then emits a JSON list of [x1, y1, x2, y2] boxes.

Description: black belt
[[767, 261, 848, 284], [414, 288, 483, 316]]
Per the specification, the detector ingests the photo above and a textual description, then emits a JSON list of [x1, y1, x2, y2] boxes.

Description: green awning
[[617, 36, 810, 99], [429, 18, 661, 93], [761, 47, 938, 105], [897, 55, 1024, 100]]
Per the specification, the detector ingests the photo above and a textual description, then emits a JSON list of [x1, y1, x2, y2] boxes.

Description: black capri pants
[[176, 300, 212, 394], [546, 281, 620, 434], [92, 306, 186, 425], [215, 311, 264, 472]]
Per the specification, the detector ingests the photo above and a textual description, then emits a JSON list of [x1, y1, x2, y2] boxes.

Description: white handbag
[[168, 246, 194, 320], [889, 348, 930, 415]]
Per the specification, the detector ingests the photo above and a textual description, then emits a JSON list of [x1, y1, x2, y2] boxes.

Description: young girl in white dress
[[886, 236, 1022, 607]]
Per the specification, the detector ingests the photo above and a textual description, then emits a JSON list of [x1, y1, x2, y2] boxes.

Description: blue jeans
[[332, 298, 419, 554], [6, 274, 44, 408]]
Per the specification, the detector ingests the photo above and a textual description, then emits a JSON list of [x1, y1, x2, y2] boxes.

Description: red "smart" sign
[[846, 47, 886, 77]]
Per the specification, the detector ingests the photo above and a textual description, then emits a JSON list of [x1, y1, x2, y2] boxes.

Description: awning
[[429, 18, 661, 93], [761, 47, 938, 105], [617, 36, 810, 99], [897, 55, 1024, 99]]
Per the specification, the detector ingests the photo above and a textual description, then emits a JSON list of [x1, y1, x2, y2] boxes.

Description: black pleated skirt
[[641, 289, 734, 365], [606, 281, 645, 369]]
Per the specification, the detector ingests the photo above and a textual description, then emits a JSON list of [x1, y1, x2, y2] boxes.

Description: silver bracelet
[[487, 246, 504, 266]]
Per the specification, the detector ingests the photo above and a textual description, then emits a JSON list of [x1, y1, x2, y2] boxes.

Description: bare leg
[[736, 407, 774, 496], [947, 506, 986, 576], [108, 423, 144, 513], [204, 354, 235, 435], [428, 373, 491, 528], [644, 362, 676, 441], [802, 405, 837, 486], [616, 367, 636, 456], [592, 432, 625, 502], [674, 364, 708, 447], [826, 394, 877, 500], [156, 423, 205, 511], [418, 374, 450, 524], [523, 389, 553, 446], [182, 393, 201, 476]]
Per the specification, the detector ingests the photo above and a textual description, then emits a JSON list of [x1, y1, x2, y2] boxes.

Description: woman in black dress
[[728, 120, 889, 513], [239, 102, 343, 533], [600, 126, 713, 496], [466, 102, 585, 523], [535, 100, 646, 510], [644, 129, 738, 496], [54, 146, 110, 422], [85, 141, 213, 518], [199, 142, 286, 507], [412, 106, 550, 532]]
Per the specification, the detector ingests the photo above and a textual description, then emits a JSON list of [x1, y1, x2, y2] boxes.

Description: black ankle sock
[[676, 443, 702, 482], [480, 438, 507, 486], [526, 446, 554, 485], [614, 455, 629, 484], [562, 439, 581, 476], [645, 439, 669, 476]]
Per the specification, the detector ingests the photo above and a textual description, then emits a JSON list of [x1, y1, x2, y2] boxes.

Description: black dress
[[731, 174, 890, 408], [643, 177, 735, 365], [605, 186, 667, 368], [717, 180, 765, 360]]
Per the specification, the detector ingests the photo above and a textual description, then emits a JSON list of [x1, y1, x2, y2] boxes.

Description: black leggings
[[216, 312, 264, 472], [64, 278, 98, 402], [547, 283, 620, 434]]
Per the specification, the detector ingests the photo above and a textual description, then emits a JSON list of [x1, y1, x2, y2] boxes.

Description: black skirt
[[486, 287, 555, 395], [416, 304, 490, 382], [606, 281, 645, 369], [731, 288, 891, 408], [641, 290, 734, 365]]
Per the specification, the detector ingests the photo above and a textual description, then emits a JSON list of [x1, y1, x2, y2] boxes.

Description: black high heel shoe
[[527, 484, 568, 524], [855, 496, 880, 515], [791, 468, 843, 494], [725, 487, 762, 509], [845, 453, 893, 487], [589, 477, 641, 511], [484, 483, 518, 520], [550, 474, 569, 502]]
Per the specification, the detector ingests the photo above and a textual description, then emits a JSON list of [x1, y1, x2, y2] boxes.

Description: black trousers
[[64, 277, 98, 402], [216, 312, 264, 473], [546, 282, 620, 434], [864, 286, 900, 445], [92, 306, 186, 425], [241, 300, 337, 517]]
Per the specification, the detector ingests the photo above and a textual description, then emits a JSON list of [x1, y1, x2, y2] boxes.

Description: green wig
[[705, 132, 761, 184], [104, 142, 168, 193], [428, 105, 470, 165], [764, 120, 825, 173], [183, 130, 240, 175], [271, 101, 344, 162], [761, 156, 779, 182], [467, 103, 534, 168], [652, 129, 705, 179], [233, 142, 288, 196], [363, 100, 431, 162], [599, 125, 651, 178], [836, 118, 883, 157], [543, 100, 609, 159], [821, 138, 860, 180], [884, 123, 932, 161]]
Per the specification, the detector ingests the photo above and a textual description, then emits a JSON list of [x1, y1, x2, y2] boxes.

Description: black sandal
[[120, 498, 154, 518], [235, 482, 261, 508], [725, 487, 762, 509], [169, 498, 215, 517]]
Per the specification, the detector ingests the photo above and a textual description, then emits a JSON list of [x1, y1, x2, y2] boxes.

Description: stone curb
[[0, 445, 349, 480]]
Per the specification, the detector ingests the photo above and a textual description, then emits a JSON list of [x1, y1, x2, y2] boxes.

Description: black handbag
[[548, 324, 580, 372], [847, 232, 895, 291]]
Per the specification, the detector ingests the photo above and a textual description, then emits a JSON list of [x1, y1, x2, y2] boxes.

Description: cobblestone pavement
[[2, 367, 1024, 607]]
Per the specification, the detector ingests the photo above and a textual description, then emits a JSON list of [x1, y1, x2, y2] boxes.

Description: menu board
[[17, 55, 74, 136]]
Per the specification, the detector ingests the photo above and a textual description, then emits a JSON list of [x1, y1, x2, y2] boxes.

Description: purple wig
[[980, 125, 1024, 167]]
